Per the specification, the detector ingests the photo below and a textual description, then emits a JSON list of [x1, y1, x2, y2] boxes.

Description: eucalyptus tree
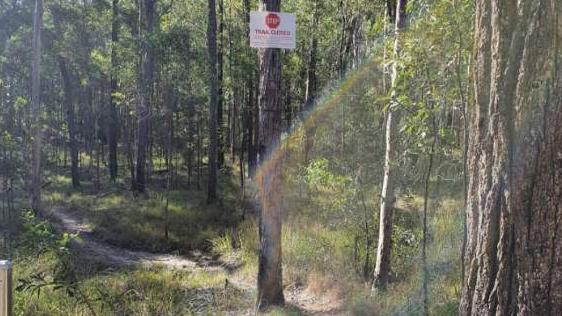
[[207, 0, 219, 203], [460, 0, 562, 314], [135, 0, 158, 193], [108, 0, 120, 182], [256, 0, 285, 309], [30, 0, 43, 211], [373, 0, 408, 291]]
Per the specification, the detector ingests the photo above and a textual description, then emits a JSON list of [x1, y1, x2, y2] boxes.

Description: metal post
[[0, 260, 12, 316]]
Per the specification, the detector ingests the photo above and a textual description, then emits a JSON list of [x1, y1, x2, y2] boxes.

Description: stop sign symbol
[[265, 13, 281, 29]]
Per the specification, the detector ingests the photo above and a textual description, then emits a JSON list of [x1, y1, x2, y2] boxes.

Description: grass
[[213, 184, 463, 315], [14, 256, 253, 315], [8, 211, 256, 316], [42, 170, 244, 254], [4, 160, 464, 315]]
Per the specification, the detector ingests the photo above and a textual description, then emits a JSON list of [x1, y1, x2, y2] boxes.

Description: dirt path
[[47, 208, 345, 315], [48, 208, 221, 271]]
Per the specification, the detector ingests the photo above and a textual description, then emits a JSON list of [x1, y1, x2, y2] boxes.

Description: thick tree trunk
[[108, 0, 120, 182], [207, 0, 219, 203], [373, 0, 407, 291], [30, 0, 43, 211], [256, 0, 284, 309], [460, 1, 561, 315]]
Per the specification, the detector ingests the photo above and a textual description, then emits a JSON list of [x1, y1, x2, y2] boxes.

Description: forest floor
[[46, 206, 345, 315], [6, 171, 463, 314]]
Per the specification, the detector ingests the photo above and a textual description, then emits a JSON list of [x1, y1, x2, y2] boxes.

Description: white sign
[[250, 11, 296, 49]]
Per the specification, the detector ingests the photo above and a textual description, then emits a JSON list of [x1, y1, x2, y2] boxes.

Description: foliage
[[1, 0, 475, 314]]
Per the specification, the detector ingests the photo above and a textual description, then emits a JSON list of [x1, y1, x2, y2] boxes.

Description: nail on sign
[[250, 11, 296, 49]]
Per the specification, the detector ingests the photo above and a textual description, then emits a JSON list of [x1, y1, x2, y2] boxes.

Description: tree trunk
[[52, 5, 80, 189], [460, 1, 561, 315], [227, 3, 236, 165], [303, 0, 319, 165], [30, 0, 43, 211], [244, 0, 257, 178], [217, 0, 225, 168], [108, 0, 120, 182], [256, 0, 284, 309], [165, 87, 175, 189], [422, 111, 437, 316], [197, 109, 202, 190], [58, 58, 80, 189], [186, 102, 194, 188], [135, 0, 156, 193], [206, 0, 219, 203], [373, 0, 407, 291]]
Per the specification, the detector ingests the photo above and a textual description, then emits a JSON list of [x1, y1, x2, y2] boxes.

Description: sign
[[250, 11, 296, 49]]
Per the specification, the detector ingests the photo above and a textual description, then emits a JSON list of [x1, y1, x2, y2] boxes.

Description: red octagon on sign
[[265, 13, 281, 29]]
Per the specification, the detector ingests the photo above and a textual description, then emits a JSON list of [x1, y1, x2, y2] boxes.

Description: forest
[[0, 0, 561, 315]]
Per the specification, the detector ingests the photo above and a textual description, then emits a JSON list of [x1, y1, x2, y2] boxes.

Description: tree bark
[[109, 0, 120, 182], [256, 0, 284, 309], [30, 0, 43, 211], [373, 0, 407, 291], [207, 0, 219, 203], [135, 0, 156, 193], [460, 0, 562, 315]]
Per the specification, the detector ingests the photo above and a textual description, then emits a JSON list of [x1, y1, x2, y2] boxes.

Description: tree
[[373, 0, 407, 290], [108, 0, 120, 182], [135, 0, 157, 193], [217, 0, 225, 168], [243, 0, 258, 178], [256, 0, 285, 309], [303, 0, 319, 164], [460, 0, 561, 314], [57, 58, 80, 189], [52, 3, 80, 189], [30, 0, 43, 211], [206, 0, 219, 203]]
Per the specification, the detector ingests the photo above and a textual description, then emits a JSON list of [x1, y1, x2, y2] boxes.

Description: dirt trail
[[49, 209, 219, 270], [47, 208, 345, 315]]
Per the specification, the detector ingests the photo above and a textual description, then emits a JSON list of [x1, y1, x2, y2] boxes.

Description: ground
[[3, 169, 462, 315], [46, 205, 345, 315]]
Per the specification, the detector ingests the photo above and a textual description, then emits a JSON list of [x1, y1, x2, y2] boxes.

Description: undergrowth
[[10, 211, 254, 315]]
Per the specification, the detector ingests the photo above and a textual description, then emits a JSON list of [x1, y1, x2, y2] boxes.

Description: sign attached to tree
[[250, 11, 296, 49]]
